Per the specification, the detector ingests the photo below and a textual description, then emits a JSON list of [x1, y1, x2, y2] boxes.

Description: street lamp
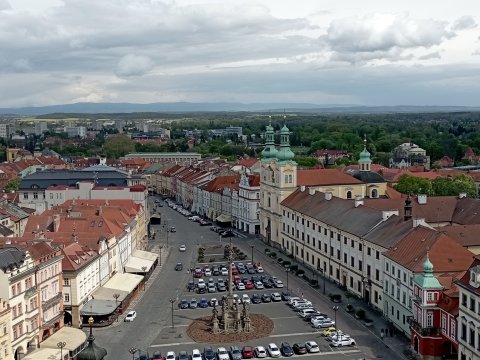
[[317, 265, 326, 295], [142, 266, 147, 290], [159, 245, 163, 267], [129, 347, 138, 360], [169, 298, 175, 328], [285, 268, 290, 291], [333, 306, 339, 336], [250, 245, 255, 264], [113, 293, 120, 321], [57, 341, 66, 360]]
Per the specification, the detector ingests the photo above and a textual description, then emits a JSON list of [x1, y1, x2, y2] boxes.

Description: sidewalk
[[235, 233, 412, 360]]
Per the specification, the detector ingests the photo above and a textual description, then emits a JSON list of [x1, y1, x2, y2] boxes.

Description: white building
[[237, 173, 260, 234], [456, 257, 480, 360], [63, 126, 86, 138], [0, 124, 14, 140]]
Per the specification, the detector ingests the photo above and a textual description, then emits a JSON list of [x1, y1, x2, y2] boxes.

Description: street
[[91, 195, 397, 360]]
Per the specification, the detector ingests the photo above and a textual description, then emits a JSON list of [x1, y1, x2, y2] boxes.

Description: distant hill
[[1, 102, 480, 116]]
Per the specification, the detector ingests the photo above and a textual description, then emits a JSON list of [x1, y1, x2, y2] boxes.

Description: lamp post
[[169, 298, 175, 328], [286, 268, 290, 291], [129, 347, 138, 360], [57, 341, 66, 360], [250, 245, 255, 263], [159, 245, 163, 267], [142, 266, 147, 290], [333, 305, 339, 336], [113, 293, 120, 321], [318, 265, 326, 295]]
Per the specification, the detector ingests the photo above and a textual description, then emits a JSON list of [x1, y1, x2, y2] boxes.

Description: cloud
[[12, 58, 32, 72], [452, 15, 477, 31], [324, 13, 453, 62], [418, 51, 441, 60], [114, 54, 155, 77], [0, 0, 10, 11]]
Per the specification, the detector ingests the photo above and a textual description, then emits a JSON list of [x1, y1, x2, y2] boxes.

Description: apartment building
[[0, 298, 12, 360]]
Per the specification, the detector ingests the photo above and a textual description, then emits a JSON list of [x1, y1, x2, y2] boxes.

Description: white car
[[241, 294, 251, 304], [236, 282, 245, 290], [328, 333, 349, 342], [254, 281, 264, 289], [274, 279, 284, 288], [305, 341, 320, 353], [124, 310, 136, 322], [221, 267, 228, 276], [204, 269, 212, 276], [217, 347, 229, 360], [270, 292, 282, 302], [313, 318, 335, 328], [331, 336, 356, 347], [179, 244, 186, 252], [254, 346, 267, 358], [166, 351, 175, 360], [233, 294, 241, 304], [256, 266, 264, 273], [267, 343, 281, 358], [192, 349, 201, 360]]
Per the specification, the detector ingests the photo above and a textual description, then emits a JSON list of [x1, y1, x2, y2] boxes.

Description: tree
[[3, 178, 20, 192], [394, 174, 433, 195], [104, 134, 135, 159], [432, 174, 477, 197]]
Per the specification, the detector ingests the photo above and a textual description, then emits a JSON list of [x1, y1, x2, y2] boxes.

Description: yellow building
[[259, 124, 387, 247], [0, 298, 13, 360]]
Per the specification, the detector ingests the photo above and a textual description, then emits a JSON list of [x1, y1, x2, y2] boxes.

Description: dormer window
[[469, 266, 480, 288]]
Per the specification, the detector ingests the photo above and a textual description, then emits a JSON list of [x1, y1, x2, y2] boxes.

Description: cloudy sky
[[1, 0, 479, 108]]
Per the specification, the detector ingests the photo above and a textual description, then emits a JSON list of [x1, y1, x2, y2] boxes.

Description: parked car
[[165, 351, 175, 360], [330, 336, 356, 347], [256, 266, 264, 273], [191, 349, 201, 360], [271, 292, 282, 302], [124, 310, 137, 322], [204, 268, 212, 277], [245, 281, 254, 289], [199, 298, 209, 308], [220, 230, 234, 237], [322, 327, 343, 337], [229, 346, 242, 360], [203, 347, 216, 360], [241, 294, 251, 304], [292, 343, 307, 355], [179, 244, 186, 252], [254, 346, 267, 358], [178, 351, 189, 360], [151, 351, 163, 360], [267, 343, 281, 358], [216, 347, 229, 360], [251, 294, 262, 304], [273, 279, 284, 288], [280, 343, 294, 357], [209, 298, 219, 307], [187, 280, 195, 291], [170, 226, 176, 232], [221, 267, 228, 276], [217, 283, 226, 292], [189, 298, 197, 309], [305, 341, 320, 353], [281, 291, 292, 301], [175, 263, 183, 271], [179, 299, 189, 309], [298, 308, 317, 318], [236, 282, 245, 291], [194, 268, 203, 278], [261, 294, 271, 303], [254, 281, 264, 290], [241, 346, 254, 359], [313, 318, 335, 328], [208, 285, 216, 293]]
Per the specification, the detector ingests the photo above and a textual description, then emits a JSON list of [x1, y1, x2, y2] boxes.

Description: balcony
[[24, 286, 37, 299], [41, 312, 63, 330], [408, 317, 441, 337], [42, 292, 62, 311]]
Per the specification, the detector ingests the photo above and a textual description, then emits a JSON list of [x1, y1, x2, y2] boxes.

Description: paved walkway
[[234, 233, 413, 360]]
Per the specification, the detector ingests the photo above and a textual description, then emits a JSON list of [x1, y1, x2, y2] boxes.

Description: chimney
[[459, 192, 467, 199], [53, 214, 61, 232], [413, 218, 427, 228], [404, 195, 412, 221], [308, 188, 316, 196], [382, 210, 399, 220], [300, 186, 306, 192], [354, 196, 364, 208], [417, 194, 427, 205], [325, 191, 332, 201]]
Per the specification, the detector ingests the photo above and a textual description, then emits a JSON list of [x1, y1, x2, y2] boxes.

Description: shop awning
[[91, 287, 129, 302], [40, 327, 87, 351], [103, 273, 143, 293], [80, 299, 116, 316], [133, 249, 158, 262], [216, 214, 232, 223], [124, 256, 154, 273]]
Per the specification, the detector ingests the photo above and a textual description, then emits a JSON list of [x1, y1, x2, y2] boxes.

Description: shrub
[[330, 294, 342, 302], [346, 304, 354, 313], [264, 248, 270, 253], [296, 269, 305, 276], [269, 252, 277, 258], [355, 309, 366, 320], [290, 264, 298, 272], [277, 258, 283, 264], [282, 261, 291, 267]]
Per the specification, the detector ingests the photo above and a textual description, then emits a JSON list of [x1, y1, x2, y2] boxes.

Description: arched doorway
[[371, 189, 378, 198], [64, 310, 72, 326], [413, 335, 419, 353], [346, 191, 352, 199], [14, 346, 24, 360]]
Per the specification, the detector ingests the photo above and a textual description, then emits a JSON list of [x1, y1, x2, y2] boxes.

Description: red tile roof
[[297, 169, 362, 186], [202, 175, 240, 193]]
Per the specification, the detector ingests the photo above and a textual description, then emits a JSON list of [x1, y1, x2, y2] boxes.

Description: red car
[[242, 346, 254, 359], [233, 275, 241, 284], [245, 281, 254, 290], [231, 267, 238, 275], [194, 268, 203, 278]]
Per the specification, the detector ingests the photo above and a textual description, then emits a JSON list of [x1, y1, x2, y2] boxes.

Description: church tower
[[359, 134, 372, 171], [259, 118, 297, 247]]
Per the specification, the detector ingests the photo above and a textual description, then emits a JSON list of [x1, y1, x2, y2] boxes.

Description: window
[[461, 323, 467, 341], [358, 260, 363, 271], [351, 239, 354, 248], [346, 191, 352, 199], [64, 279, 70, 286], [376, 251, 380, 260], [427, 292, 433, 301], [367, 265, 371, 276], [376, 269, 380, 281], [469, 327, 475, 347], [65, 294, 70, 302], [386, 262, 389, 272], [450, 321, 455, 339], [33, 192, 38, 199], [461, 293, 467, 306], [367, 247, 371, 256], [23, 193, 28, 200], [441, 314, 447, 334], [350, 256, 354, 267], [470, 297, 476, 312], [344, 253, 347, 264], [359, 243, 362, 251]]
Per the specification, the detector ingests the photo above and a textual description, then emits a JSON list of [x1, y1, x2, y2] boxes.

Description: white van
[[291, 299, 311, 308], [294, 302, 313, 311], [298, 308, 317, 318], [287, 297, 302, 306]]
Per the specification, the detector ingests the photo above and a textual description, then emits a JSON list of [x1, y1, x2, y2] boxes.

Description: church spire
[[358, 134, 372, 171], [276, 120, 295, 162], [261, 117, 278, 160]]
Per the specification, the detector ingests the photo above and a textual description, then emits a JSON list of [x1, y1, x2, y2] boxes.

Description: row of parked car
[[179, 291, 289, 309], [188, 274, 284, 294], [193, 262, 265, 279], [148, 341, 322, 360], [285, 297, 356, 347]]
